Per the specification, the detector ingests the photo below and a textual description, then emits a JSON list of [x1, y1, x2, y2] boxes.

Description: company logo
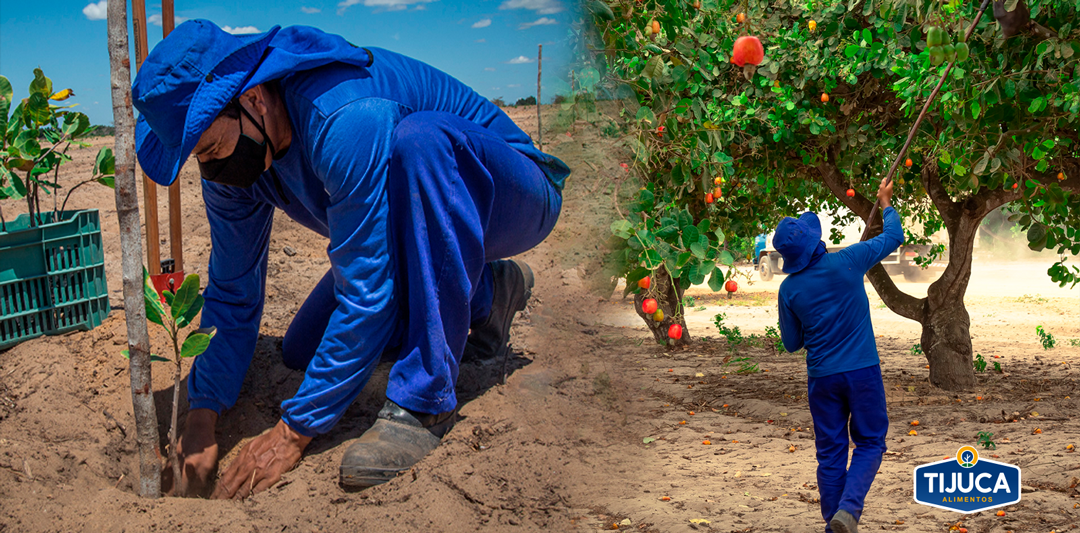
[[913, 446, 1021, 513]]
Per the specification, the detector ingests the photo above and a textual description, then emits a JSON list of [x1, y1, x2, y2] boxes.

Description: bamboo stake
[[536, 44, 543, 152], [130, 0, 162, 275], [162, 0, 184, 273], [860, 0, 992, 242], [107, 0, 161, 498]]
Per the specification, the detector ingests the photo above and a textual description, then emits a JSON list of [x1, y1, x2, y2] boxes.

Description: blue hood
[[133, 21, 374, 186], [773, 211, 824, 274]]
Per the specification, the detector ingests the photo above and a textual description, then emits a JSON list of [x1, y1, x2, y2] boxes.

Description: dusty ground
[[1, 105, 1079, 533]]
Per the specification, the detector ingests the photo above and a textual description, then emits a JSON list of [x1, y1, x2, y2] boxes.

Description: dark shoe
[[829, 510, 858, 533], [339, 400, 456, 489], [462, 259, 534, 363]]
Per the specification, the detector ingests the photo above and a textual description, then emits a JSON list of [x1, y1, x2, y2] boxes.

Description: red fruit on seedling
[[638, 277, 651, 290], [846, 188, 855, 197], [736, 13, 746, 23], [730, 36, 764, 67], [705, 193, 714, 204], [905, 158, 913, 168], [821, 92, 830, 103], [642, 298, 658, 315], [725, 280, 738, 293], [668, 324, 683, 340]]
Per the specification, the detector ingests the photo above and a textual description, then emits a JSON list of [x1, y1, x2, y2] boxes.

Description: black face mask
[[198, 102, 286, 188]]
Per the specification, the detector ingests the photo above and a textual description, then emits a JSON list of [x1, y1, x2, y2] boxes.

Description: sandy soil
[[1, 105, 1079, 533]]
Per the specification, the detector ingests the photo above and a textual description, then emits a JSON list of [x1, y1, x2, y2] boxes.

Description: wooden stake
[[107, 0, 161, 499], [536, 44, 543, 152], [130, 0, 161, 275], [860, 0, 992, 242], [162, 0, 184, 272]]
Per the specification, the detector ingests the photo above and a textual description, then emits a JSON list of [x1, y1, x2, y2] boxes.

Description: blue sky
[[0, 0, 578, 125]]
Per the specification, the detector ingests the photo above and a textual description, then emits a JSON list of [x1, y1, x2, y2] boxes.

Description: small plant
[[764, 325, 782, 353], [973, 353, 987, 373], [1, 70, 115, 229], [726, 355, 759, 374], [993, 361, 1002, 373], [976, 431, 996, 450], [910, 343, 923, 356], [122, 271, 215, 495], [713, 313, 744, 353], [1037, 326, 1056, 350], [682, 295, 696, 308], [1069, 338, 1080, 348]]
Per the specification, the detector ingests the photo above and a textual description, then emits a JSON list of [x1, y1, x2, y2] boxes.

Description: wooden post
[[536, 44, 543, 152], [107, 0, 161, 499], [130, 0, 161, 275], [162, 0, 184, 272]]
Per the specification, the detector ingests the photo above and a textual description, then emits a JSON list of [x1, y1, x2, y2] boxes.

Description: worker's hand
[[876, 176, 894, 209], [211, 419, 312, 500], [165, 408, 219, 497]]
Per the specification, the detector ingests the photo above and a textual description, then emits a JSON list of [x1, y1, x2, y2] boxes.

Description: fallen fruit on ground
[[1033, 428, 1042, 434], [909, 430, 917, 436], [638, 277, 651, 290], [808, 20, 817, 31], [668, 324, 683, 339], [910, 420, 919, 426], [642, 298, 658, 314], [1059, 172, 1066, 180], [996, 510, 1005, 516], [702, 440, 711, 445], [730, 36, 764, 66], [1012, 183, 1018, 189], [1067, 444, 1074, 450], [660, 496, 671, 501], [789, 445, 796, 452], [679, 420, 687, 425]]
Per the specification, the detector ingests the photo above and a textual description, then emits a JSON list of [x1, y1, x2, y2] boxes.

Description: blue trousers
[[280, 112, 561, 415], [807, 364, 888, 532]]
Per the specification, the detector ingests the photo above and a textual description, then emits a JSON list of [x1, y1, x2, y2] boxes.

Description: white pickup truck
[[755, 218, 948, 282]]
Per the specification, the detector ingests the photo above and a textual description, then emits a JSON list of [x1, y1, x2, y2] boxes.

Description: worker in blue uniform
[[773, 178, 902, 533], [131, 20, 569, 498]]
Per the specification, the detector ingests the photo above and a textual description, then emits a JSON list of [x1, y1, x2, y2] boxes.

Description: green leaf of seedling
[[143, 270, 166, 326], [0, 75, 12, 143], [28, 68, 52, 99], [121, 349, 171, 363], [181, 327, 216, 358], [163, 290, 175, 308], [176, 294, 204, 329], [95, 176, 115, 188], [94, 147, 114, 176], [643, 437, 656, 444], [171, 273, 201, 320]]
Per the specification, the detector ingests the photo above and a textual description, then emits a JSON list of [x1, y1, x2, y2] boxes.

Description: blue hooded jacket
[[163, 25, 570, 436], [777, 207, 904, 378]]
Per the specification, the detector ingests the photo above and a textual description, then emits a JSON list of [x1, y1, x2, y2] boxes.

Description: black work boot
[[829, 510, 858, 533], [462, 259, 534, 363], [339, 400, 456, 489]]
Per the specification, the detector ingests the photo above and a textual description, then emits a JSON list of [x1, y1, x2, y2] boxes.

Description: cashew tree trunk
[[634, 265, 691, 347]]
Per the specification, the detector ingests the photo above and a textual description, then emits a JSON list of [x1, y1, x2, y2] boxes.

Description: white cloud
[[148, 14, 189, 26], [475, 38, 486, 43], [221, 25, 261, 34], [301, 6, 321, 13], [337, 0, 437, 15], [414, 4, 426, 9], [506, 55, 533, 64], [492, 87, 501, 91], [507, 84, 521, 88], [518, 16, 556, 29], [484, 67, 496, 71], [472, 18, 491, 28], [82, 1, 107, 21], [499, 0, 563, 15]]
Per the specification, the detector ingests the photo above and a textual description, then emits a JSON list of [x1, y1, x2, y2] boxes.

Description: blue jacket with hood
[[777, 207, 904, 378], [186, 26, 570, 437]]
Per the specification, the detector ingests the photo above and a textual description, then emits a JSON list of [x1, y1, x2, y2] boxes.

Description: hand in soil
[[164, 408, 219, 497], [211, 420, 312, 500]]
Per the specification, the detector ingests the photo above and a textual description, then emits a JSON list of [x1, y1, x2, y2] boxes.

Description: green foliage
[[973, 352, 987, 372], [590, 0, 1080, 295], [976, 431, 997, 450], [993, 361, 1003, 373], [1069, 338, 1080, 347], [1037, 325, 1056, 349], [713, 312, 744, 352], [129, 271, 215, 363], [910, 343, 923, 356], [0, 70, 114, 225], [728, 355, 760, 374]]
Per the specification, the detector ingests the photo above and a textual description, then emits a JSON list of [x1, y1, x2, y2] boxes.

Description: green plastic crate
[[0, 210, 110, 350]]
